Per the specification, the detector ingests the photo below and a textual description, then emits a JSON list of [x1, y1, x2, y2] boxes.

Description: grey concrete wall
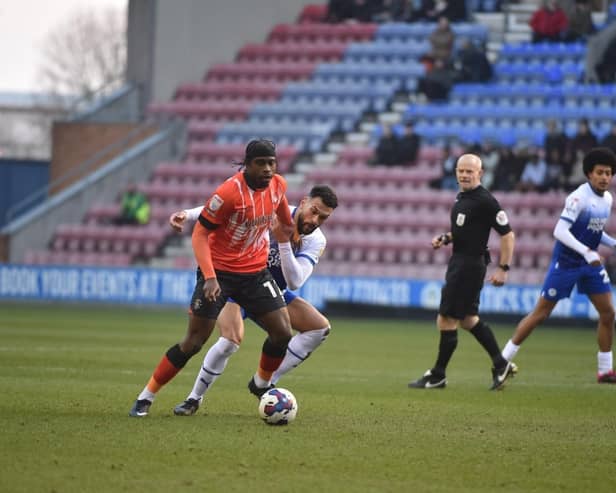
[[3, 123, 185, 263], [152, 0, 315, 102]]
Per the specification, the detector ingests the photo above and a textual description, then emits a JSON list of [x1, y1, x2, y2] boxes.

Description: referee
[[409, 153, 516, 390]]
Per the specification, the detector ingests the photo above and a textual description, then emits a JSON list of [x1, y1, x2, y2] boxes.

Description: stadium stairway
[[23, 3, 615, 286]]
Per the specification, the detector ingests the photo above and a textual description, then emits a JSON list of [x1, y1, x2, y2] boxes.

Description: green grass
[[1, 302, 616, 493]]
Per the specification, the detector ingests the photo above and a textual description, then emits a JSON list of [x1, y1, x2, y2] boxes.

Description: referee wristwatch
[[499, 264, 510, 272]]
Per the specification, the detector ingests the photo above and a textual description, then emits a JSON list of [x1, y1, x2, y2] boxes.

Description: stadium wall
[[1, 123, 184, 264], [50, 122, 157, 195], [127, 0, 316, 104], [0, 159, 49, 229], [0, 264, 604, 321]]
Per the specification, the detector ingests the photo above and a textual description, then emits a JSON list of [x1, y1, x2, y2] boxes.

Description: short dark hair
[[583, 147, 616, 176], [244, 139, 276, 164], [309, 185, 338, 209]]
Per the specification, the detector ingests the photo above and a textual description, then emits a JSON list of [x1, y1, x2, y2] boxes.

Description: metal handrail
[[4, 122, 156, 224]]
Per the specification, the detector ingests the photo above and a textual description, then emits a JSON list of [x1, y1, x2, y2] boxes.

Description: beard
[[297, 215, 317, 235]]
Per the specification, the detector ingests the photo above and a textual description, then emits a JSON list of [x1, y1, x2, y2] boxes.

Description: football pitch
[[1, 302, 616, 493]]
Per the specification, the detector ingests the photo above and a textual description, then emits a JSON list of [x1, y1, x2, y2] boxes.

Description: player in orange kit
[[129, 139, 295, 417]]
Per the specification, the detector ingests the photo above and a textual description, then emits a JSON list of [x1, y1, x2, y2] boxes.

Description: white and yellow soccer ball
[[258, 387, 298, 425]]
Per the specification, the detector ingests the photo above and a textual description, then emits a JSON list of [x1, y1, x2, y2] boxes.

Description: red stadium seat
[[174, 81, 285, 102], [148, 100, 254, 120], [297, 4, 329, 23], [205, 61, 316, 83], [267, 23, 377, 43], [237, 41, 346, 63]]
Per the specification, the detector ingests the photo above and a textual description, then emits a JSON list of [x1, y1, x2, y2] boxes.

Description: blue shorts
[[228, 290, 297, 321], [541, 261, 611, 301]]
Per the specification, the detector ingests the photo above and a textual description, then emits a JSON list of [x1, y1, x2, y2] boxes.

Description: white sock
[[137, 387, 155, 402], [502, 339, 520, 362], [597, 351, 613, 375], [187, 337, 239, 401], [271, 327, 330, 385], [253, 373, 270, 388]]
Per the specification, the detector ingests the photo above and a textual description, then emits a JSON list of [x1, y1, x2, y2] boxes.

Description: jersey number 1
[[263, 280, 282, 298]]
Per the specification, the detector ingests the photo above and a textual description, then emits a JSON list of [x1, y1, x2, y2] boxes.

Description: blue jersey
[[552, 183, 613, 269], [267, 206, 327, 291]]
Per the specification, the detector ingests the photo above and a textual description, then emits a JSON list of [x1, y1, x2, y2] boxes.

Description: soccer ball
[[258, 388, 298, 425]]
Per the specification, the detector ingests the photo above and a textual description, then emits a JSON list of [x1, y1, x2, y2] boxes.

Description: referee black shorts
[[439, 253, 487, 320], [190, 268, 286, 319]]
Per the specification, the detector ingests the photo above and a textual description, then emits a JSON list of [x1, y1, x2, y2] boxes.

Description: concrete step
[[313, 152, 337, 166], [359, 121, 377, 133], [345, 132, 370, 145], [504, 31, 531, 43], [378, 112, 402, 125]]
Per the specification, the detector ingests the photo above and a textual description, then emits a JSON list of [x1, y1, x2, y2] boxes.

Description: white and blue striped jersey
[[267, 206, 326, 291], [553, 183, 613, 268]]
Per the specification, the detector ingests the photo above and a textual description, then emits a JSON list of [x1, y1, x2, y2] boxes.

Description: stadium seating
[[27, 3, 615, 286]]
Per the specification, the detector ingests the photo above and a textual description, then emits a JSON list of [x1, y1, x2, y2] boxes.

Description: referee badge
[[496, 210, 509, 226], [456, 213, 466, 226]]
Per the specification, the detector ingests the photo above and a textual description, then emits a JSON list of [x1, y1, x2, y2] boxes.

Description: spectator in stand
[[397, 121, 422, 164], [567, 147, 597, 189], [349, 0, 377, 22], [564, 0, 595, 41], [492, 147, 520, 192], [545, 147, 568, 190], [326, 0, 354, 22], [544, 119, 571, 174], [429, 143, 457, 190], [600, 123, 616, 153], [417, 58, 456, 101], [375, 124, 399, 166], [428, 16, 456, 64], [570, 119, 599, 163], [479, 140, 500, 190], [411, 0, 447, 21], [411, 1, 466, 22], [113, 183, 150, 226], [454, 38, 493, 83], [596, 34, 616, 83], [585, 13, 616, 83], [372, 0, 412, 22], [516, 150, 548, 192], [529, 0, 569, 43]]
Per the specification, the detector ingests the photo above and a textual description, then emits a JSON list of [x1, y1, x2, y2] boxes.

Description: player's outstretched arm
[[554, 219, 601, 266], [169, 206, 204, 232], [271, 217, 316, 290], [275, 194, 293, 227]]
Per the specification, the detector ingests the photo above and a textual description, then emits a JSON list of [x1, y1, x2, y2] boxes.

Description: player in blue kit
[[169, 185, 338, 415], [502, 148, 616, 383]]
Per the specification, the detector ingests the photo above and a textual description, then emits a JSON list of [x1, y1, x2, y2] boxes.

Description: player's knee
[[183, 341, 204, 358], [319, 325, 331, 340], [218, 337, 240, 356], [600, 306, 615, 322], [535, 309, 551, 324], [270, 331, 292, 347]]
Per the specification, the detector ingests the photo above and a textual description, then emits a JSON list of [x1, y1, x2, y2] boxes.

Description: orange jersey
[[199, 171, 288, 273]]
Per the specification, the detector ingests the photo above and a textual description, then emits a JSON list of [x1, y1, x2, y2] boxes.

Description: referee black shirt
[[451, 185, 511, 256]]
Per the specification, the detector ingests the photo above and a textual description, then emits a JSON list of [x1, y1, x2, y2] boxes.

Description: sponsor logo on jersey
[[496, 210, 509, 226], [565, 197, 579, 215], [587, 217, 606, 233], [268, 246, 281, 268], [205, 194, 224, 214], [456, 213, 466, 226]]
